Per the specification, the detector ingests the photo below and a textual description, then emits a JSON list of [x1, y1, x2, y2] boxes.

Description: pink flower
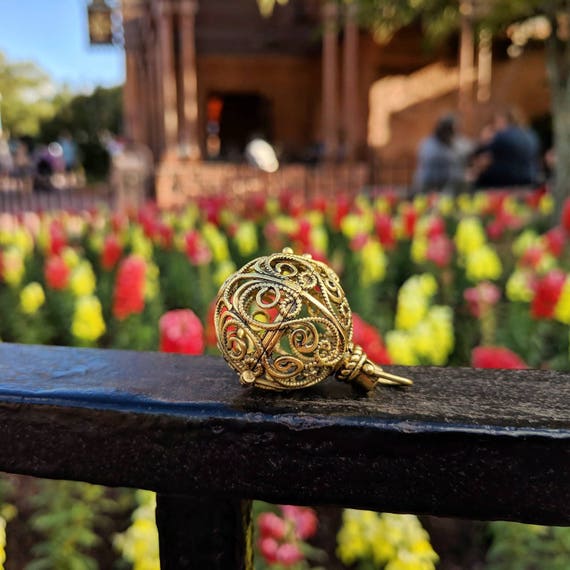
[[464, 282, 501, 318], [258, 512, 287, 540], [159, 309, 205, 354], [185, 230, 212, 265], [281, 505, 318, 540], [258, 537, 279, 564], [375, 213, 395, 249], [426, 235, 453, 267], [276, 543, 304, 566], [562, 198, 570, 235], [472, 346, 528, 369]]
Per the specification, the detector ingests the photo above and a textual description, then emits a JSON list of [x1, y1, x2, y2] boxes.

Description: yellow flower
[[12, 228, 34, 256], [337, 510, 437, 570], [395, 295, 428, 331], [70, 261, 96, 297], [310, 225, 328, 254], [374, 196, 391, 214], [437, 195, 454, 216], [506, 270, 534, 303], [144, 262, 160, 301], [359, 239, 386, 285], [20, 282, 45, 315], [214, 260, 236, 286], [539, 193, 554, 216], [0, 516, 5, 568], [72, 296, 106, 342], [411, 235, 428, 264], [455, 218, 486, 256], [62, 247, 80, 269], [234, 221, 258, 257], [512, 230, 540, 257], [115, 491, 159, 570], [1, 247, 24, 287], [457, 194, 475, 214], [341, 214, 363, 239], [419, 274, 438, 297], [386, 331, 419, 365], [472, 192, 489, 213], [203, 223, 230, 262], [425, 306, 454, 365], [465, 245, 502, 282], [554, 277, 570, 324], [131, 227, 153, 260], [413, 194, 428, 213]]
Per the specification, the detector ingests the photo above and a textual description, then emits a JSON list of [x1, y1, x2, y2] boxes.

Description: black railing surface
[[0, 342, 569, 568]]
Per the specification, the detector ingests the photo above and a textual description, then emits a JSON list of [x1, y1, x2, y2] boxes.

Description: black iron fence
[[0, 342, 568, 568]]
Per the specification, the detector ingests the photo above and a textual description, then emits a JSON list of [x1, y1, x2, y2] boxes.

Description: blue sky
[[0, 0, 125, 92]]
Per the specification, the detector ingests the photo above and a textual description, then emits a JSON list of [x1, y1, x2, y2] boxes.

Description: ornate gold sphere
[[214, 248, 412, 392]]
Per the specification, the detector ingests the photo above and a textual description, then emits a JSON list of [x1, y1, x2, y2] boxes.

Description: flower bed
[[0, 187, 569, 568]]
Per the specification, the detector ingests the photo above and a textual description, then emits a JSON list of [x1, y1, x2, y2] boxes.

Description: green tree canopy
[[0, 51, 58, 137]]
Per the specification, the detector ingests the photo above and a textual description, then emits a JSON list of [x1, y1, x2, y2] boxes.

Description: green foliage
[[0, 52, 57, 137], [487, 522, 570, 570], [39, 86, 123, 181], [27, 481, 132, 570]]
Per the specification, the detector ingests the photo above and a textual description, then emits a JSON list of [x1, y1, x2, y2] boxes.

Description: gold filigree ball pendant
[[214, 248, 412, 392]]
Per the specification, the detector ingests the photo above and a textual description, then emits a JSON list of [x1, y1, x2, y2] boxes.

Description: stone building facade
[[121, 0, 551, 200]]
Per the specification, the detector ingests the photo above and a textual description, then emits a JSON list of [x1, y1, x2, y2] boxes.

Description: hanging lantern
[[88, 0, 114, 45]]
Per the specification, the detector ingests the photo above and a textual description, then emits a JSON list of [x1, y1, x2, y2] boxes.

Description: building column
[[343, 2, 359, 162], [477, 28, 492, 103], [159, 1, 178, 152], [458, 0, 475, 132], [322, 1, 339, 162], [178, 0, 201, 160]]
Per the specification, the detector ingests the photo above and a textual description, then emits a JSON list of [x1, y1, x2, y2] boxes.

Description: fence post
[[156, 494, 253, 569]]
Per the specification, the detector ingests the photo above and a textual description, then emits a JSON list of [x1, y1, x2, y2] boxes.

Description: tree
[[0, 51, 58, 137], [39, 85, 123, 180]]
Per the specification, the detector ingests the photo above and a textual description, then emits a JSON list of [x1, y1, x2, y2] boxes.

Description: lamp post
[[87, 0, 114, 45]]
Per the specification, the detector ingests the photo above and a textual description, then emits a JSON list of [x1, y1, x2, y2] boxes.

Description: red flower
[[205, 299, 218, 348], [544, 226, 566, 257], [472, 346, 528, 369], [402, 205, 418, 238], [486, 219, 505, 241], [293, 219, 312, 249], [49, 221, 66, 256], [464, 282, 500, 318], [426, 235, 453, 268], [520, 245, 545, 270], [374, 213, 395, 249], [258, 512, 287, 540], [185, 230, 212, 265], [562, 198, 570, 235], [101, 235, 122, 271], [44, 256, 70, 290], [531, 270, 566, 319], [352, 314, 392, 365], [159, 309, 205, 354], [113, 255, 146, 320], [427, 216, 446, 239]]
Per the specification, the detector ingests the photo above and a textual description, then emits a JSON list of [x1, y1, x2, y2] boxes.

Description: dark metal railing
[[0, 187, 111, 213], [0, 342, 569, 568]]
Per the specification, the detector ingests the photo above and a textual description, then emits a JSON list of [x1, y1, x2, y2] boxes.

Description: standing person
[[413, 114, 467, 193], [58, 131, 78, 172], [474, 108, 541, 189]]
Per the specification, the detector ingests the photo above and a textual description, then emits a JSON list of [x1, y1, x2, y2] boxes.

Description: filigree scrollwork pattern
[[215, 248, 412, 392]]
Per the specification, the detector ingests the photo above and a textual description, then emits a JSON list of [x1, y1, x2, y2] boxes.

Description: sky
[[0, 0, 125, 93]]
